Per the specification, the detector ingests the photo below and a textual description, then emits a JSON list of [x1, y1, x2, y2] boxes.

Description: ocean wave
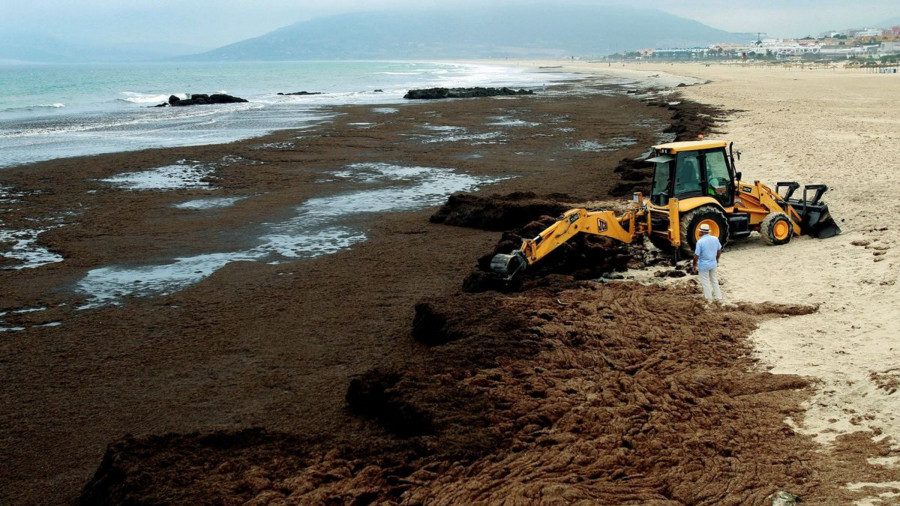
[[1, 103, 65, 113], [119, 91, 188, 104], [0, 104, 241, 140]]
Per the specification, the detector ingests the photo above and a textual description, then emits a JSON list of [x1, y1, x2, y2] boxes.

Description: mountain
[[186, 6, 754, 61], [877, 17, 900, 28]]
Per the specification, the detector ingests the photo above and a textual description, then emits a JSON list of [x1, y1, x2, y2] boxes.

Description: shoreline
[[3, 60, 899, 503], [1, 75, 677, 503], [0, 61, 580, 170]]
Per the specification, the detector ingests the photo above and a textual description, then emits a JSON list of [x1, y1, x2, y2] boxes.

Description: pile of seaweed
[[82, 278, 853, 504]]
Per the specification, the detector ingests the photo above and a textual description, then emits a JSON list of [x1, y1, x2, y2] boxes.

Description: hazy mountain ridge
[[187, 6, 755, 61]]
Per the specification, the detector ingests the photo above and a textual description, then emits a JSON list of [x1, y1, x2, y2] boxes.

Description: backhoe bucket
[[490, 251, 527, 279]]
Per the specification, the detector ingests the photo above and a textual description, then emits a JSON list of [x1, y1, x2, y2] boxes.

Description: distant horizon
[[2, 1, 897, 50], [1, 2, 897, 64]]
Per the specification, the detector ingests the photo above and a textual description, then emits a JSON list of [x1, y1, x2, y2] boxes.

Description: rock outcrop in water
[[404, 87, 534, 100], [277, 91, 322, 96], [156, 94, 248, 107]]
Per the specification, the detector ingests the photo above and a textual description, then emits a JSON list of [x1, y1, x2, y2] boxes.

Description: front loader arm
[[491, 208, 638, 278]]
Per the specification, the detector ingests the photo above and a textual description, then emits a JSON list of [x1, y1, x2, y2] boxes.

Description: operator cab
[[646, 140, 736, 208]]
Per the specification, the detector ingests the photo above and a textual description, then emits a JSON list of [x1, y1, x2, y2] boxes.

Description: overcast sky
[[1, 0, 897, 49]]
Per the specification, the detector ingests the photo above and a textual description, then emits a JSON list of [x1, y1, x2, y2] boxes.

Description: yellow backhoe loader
[[491, 139, 841, 278]]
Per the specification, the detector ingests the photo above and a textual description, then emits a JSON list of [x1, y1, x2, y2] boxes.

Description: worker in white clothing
[[691, 223, 723, 301]]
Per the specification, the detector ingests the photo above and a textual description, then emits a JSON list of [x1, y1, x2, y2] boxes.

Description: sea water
[[0, 61, 581, 308], [0, 61, 576, 168]]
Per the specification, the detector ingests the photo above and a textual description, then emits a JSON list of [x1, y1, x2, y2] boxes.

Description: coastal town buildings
[[629, 25, 900, 62]]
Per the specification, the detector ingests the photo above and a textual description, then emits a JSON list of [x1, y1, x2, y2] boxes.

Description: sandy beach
[[3, 62, 900, 504], [630, 59, 900, 484], [546, 60, 900, 502]]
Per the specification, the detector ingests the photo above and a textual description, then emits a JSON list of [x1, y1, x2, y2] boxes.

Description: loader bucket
[[783, 184, 841, 239], [806, 207, 842, 238]]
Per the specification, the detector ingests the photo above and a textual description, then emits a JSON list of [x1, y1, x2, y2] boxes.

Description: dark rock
[[277, 91, 322, 96], [161, 93, 249, 107], [404, 87, 535, 100]]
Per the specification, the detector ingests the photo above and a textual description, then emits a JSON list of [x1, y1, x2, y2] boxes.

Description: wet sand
[[1, 80, 671, 503]]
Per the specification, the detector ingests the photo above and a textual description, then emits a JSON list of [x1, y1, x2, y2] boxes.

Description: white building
[[856, 28, 883, 37]]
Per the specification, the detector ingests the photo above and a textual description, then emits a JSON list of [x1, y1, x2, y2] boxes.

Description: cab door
[[701, 149, 735, 207]]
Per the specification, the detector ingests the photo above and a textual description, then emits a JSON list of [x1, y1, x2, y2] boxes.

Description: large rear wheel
[[760, 212, 793, 245], [679, 206, 729, 256], [648, 233, 675, 254]]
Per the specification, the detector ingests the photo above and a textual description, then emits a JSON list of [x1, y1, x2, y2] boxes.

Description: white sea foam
[[487, 117, 541, 128], [101, 161, 215, 190], [422, 125, 466, 133], [174, 196, 247, 210], [1, 184, 26, 203], [0, 104, 232, 140], [77, 163, 507, 307], [0, 226, 64, 270], [78, 252, 259, 308], [421, 131, 505, 144], [120, 92, 188, 104], [1, 103, 65, 113], [572, 137, 637, 152]]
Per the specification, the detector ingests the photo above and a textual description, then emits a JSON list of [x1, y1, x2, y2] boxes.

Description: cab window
[[704, 149, 732, 205], [705, 150, 730, 192], [651, 161, 670, 196], [673, 152, 701, 196]]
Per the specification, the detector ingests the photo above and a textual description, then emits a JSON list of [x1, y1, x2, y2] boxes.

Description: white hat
[[699, 223, 710, 233]]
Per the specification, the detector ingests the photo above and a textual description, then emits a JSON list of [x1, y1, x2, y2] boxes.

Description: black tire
[[760, 212, 793, 246], [648, 233, 675, 254], [679, 205, 729, 257]]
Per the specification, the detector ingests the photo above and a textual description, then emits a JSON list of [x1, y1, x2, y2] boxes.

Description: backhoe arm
[[490, 208, 638, 278]]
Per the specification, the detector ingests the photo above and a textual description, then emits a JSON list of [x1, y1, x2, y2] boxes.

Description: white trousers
[[698, 267, 722, 301]]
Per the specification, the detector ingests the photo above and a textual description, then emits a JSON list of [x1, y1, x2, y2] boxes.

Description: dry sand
[[521, 59, 900, 501]]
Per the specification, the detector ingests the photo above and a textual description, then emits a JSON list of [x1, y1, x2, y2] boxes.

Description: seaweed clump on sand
[[80, 280, 856, 504]]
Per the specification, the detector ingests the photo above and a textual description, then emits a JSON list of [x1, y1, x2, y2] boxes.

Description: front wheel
[[760, 212, 793, 246], [679, 205, 729, 256]]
